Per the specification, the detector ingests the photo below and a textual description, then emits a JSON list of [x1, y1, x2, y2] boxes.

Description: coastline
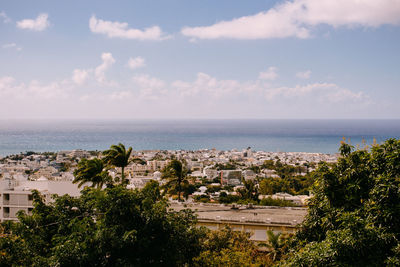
[[0, 119, 399, 156]]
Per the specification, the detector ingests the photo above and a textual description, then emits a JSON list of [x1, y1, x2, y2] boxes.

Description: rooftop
[[170, 203, 307, 226]]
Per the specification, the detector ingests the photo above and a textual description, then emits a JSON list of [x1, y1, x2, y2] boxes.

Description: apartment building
[[0, 177, 82, 222]]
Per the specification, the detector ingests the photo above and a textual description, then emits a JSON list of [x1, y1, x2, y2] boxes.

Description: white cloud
[[16, 13, 50, 31], [71, 53, 118, 86], [72, 69, 89, 85], [297, 0, 400, 27], [0, 76, 69, 99], [181, 0, 400, 40], [182, 8, 309, 40], [128, 57, 146, 69], [259, 67, 278, 80], [171, 74, 367, 104], [173, 72, 242, 98], [0, 64, 373, 119], [0, 11, 11, 23], [132, 74, 166, 99], [28, 80, 68, 99], [0, 76, 18, 96], [328, 88, 365, 103], [110, 91, 132, 100], [264, 82, 367, 103], [133, 74, 165, 89], [89, 15, 170, 41], [95, 52, 116, 85], [296, 70, 312, 79], [2, 43, 22, 51]]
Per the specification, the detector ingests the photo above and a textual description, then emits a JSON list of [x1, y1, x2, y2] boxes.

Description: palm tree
[[73, 158, 110, 188], [161, 159, 188, 202], [102, 143, 132, 184], [266, 230, 283, 261]]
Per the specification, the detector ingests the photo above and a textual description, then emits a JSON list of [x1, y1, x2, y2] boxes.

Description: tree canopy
[[282, 139, 400, 266], [0, 183, 204, 266]]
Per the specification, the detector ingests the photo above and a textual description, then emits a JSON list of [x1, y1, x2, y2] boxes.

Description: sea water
[[0, 119, 399, 156]]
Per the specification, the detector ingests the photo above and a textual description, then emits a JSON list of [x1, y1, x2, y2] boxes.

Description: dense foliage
[[0, 182, 204, 266], [193, 227, 271, 267], [258, 174, 315, 196], [282, 139, 400, 266]]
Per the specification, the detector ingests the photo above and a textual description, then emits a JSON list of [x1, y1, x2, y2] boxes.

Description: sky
[[0, 0, 400, 119]]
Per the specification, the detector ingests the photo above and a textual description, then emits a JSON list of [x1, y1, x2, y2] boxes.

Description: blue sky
[[1, 0, 400, 119]]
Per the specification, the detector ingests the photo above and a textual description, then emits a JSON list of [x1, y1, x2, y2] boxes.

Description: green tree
[[0, 184, 205, 266], [102, 143, 132, 184], [73, 158, 111, 188], [237, 179, 259, 202], [193, 227, 270, 267], [162, 159, 188, 202], [282, 139, 400, 266]]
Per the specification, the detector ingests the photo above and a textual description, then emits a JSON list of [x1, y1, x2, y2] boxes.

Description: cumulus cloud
[[71, 53, 119, 86], [95, 52, 116, 85], [72, 69, 89, 85], [110, 91, 133, 100], [259, 67, 278, 80], [264, 82, 367, 103], [0, 76, 69, 99], [128, 57, 146, 69], [170, 73, 367, 105], [0, 63, 372, 119], [132, 74, 166, 99], [28, 80, 68, 99], [296, 70, 311, 79], [0, 76, 18, 96], [16, 13, 50, 31], [172, 72, 241, 98], [0, 11, 11, 23], [89, 15, 170, 41], [181, 0, 400, 40], [182, 9, 309, 40]]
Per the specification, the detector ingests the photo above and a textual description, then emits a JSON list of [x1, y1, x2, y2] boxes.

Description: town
[[0, 147, 338, 228]]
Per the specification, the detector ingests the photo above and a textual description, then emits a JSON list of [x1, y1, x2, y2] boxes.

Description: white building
[[0, 177, 82, 222]]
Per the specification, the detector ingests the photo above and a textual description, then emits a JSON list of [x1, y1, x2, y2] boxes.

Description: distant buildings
[[0, 148, 338, 222]]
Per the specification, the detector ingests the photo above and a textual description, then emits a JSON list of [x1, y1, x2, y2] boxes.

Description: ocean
[[0, 119, 399, 156]]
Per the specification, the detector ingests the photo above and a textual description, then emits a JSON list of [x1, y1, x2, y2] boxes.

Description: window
[[4, 207, 9, 213], [4, 194, 9, 201], [28, 194, 33, 201]]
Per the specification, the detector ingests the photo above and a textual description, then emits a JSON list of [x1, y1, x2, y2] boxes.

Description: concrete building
[[259, 193, 311, 206], [0, 177, 82, 222], [126, 160, 170, 177], [171, 203, 306, 242], [221, 170, 242, 185], [203, 167, 218, 180]]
